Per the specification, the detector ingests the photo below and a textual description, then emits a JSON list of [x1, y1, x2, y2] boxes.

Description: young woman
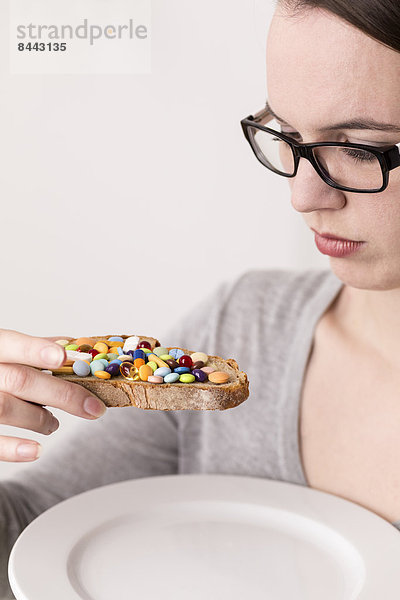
[[0, 0, 399, 596]]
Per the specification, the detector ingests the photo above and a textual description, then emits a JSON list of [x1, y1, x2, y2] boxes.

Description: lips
[[312, 229, 365, 258], [310, 228, 362, 243]]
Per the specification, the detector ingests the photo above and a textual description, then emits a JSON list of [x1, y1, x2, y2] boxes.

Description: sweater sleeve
[[0, 276, 236, 599]]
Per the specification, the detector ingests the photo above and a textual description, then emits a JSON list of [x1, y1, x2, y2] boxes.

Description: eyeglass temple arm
[[251, 106, 272, 124]]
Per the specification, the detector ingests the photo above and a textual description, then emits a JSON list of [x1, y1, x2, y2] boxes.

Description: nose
[[289, 158, 346, 213]]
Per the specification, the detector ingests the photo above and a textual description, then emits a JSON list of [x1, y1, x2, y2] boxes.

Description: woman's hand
[[0, 329, 107, 462]]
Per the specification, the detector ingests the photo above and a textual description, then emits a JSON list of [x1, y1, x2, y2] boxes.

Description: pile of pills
[[50, 336, 230, 385]]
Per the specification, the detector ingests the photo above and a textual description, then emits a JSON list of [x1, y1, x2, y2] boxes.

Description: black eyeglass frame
[[240, 106, 400, 193]]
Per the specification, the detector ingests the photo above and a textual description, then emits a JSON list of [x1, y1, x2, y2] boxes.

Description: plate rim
[[8, 473, 400, 599]]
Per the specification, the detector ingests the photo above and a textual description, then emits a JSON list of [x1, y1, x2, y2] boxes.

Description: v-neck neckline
[[279, 269, 343, 485], [280, 269, 400, 531]]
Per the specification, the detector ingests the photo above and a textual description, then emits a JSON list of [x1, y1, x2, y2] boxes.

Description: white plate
[[9, 474, 400, 599]]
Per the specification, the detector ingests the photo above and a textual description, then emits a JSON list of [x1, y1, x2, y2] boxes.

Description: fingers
[[0, 328, 66, 370], [0, 435, 42, 462], [0, 392, 59, 435], [0, 364, 106, 420]]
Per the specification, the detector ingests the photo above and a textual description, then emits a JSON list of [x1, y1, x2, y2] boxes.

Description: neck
[[332, 283, 400, 367]]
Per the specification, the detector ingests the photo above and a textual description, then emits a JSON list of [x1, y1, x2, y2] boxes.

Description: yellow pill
[[147, 361, 158, 372], [52, 367, 74, 374], [130, 366, 140, 381], [93, 342, 109, 354], [208, 371, 229, 384], [74, 337, 96, 347], [134, 358, 145, 368], [159, 354, 173, 361], [94, 371, 111, 380], [139, 364, 153, 381], [147, 354, 169, 368], [107, 341, 124, 348]]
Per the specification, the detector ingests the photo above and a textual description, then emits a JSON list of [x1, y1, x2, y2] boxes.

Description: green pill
[[147, 361, 158, 372], [95, 353, 108, 361], [65, 344, 78, 351], [153, 347, 168, 357], [160, 354, 173, 361], [107, 353, 118, 361], [179, 374, 195, 383]]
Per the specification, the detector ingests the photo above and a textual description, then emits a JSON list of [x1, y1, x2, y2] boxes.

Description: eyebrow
[[265, 100, 400, 133]]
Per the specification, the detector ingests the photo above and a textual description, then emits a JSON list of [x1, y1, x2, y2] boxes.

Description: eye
[[341, 147, 376, 162]]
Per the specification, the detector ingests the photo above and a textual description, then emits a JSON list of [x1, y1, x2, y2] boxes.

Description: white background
[[0, 0, 328, 479]]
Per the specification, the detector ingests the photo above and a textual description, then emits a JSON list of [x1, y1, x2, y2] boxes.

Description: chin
[[328, 257, 400, 291]]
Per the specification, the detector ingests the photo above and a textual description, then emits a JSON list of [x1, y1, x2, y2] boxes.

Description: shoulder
[[222, 267, 341, 314], [162, 268, 342, 355], [213, 268, 342, 353]]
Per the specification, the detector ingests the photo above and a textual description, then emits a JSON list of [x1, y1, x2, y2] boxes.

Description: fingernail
[[41, 345, 64, 367], [50, 418, 59, 433], [17, 443, 41, 459], [84, 397, 106, 418]]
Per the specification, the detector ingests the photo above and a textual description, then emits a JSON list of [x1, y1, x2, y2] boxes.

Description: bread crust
[[53, 335, 249, 411]]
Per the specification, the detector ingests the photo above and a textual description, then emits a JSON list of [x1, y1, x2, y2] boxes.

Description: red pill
[[89, 349, 100, 359], [179, 355, 193, 368], [138, 341, 151, 349]]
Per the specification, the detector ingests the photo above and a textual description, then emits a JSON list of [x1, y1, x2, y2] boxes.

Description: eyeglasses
[[240, 106, 400, 193]]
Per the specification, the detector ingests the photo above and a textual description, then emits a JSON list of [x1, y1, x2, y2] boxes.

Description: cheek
[[359, 184, 400, 246]]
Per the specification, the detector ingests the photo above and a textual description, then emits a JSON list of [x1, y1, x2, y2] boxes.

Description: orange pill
[[208, 371, 229, 384], [109, 345, 122, 354], [134, 358, 145, 368], [94, 371, 111, 380], [52, 367, 74, 374], [139, 364, 153, 381], [74, 337, 96, 347]]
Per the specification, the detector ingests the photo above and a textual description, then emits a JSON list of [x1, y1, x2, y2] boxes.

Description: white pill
[[123, 336, 140, 353], [66, 350, 92, 362]]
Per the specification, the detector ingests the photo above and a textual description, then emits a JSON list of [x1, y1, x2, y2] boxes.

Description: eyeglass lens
[[248, 126, 384, 191]]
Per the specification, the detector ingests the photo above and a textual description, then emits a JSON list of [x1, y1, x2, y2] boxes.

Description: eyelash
[[279, 130, 376, 162]]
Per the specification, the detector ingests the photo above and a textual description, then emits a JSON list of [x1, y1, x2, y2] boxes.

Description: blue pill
[[164, 372, 180, 384], [73, 360, 91, 377], [97, 359, 109, 368], [105, 363, 120, 376], [133, 349, 145, 361], [90, 360, 105, 375], [170, 348, 185, 361], [154, 367, 171, 378], [108, 336, 124, 342], [109, 359, 122, 366], [174, 366, 190, 374], [117, 347, 123, 355], [192, 368, 207, 382]]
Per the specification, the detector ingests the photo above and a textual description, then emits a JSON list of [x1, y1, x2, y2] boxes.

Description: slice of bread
[[52, 335, 249, 411]]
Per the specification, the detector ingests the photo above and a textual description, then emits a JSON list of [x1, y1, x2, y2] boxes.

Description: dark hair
[[279, 0, 400, 54]]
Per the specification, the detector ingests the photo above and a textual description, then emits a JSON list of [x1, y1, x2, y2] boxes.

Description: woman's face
[[266, 5, 400, 290]]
